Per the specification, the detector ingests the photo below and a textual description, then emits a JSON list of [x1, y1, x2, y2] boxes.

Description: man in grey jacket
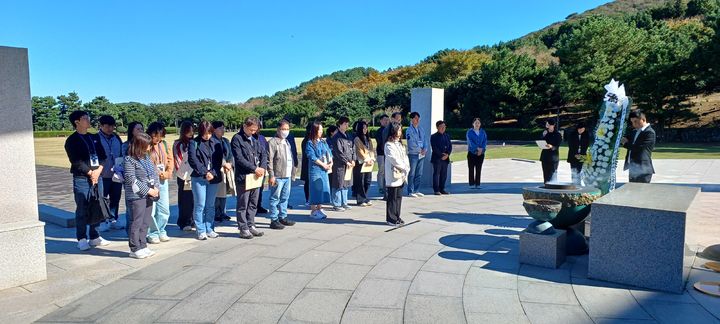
[[266, 120, 298, 229], [406, 111, 428, 197]]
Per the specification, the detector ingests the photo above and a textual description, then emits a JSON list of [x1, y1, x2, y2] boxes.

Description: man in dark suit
[[621, 110, 656, 183], [567, 122, 590, 185]]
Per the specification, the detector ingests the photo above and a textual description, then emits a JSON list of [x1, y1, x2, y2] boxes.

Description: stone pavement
[[1, 159, 719, 323]]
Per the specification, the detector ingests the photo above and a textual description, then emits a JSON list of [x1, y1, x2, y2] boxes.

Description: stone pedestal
[[410, 88, 451, 191], [588, 183, 700, 293], [0, 46, 47, 290], [520, 229, 567, 269]]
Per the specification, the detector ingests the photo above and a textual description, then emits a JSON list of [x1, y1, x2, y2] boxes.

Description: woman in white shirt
[[384, 122, 411, 226]]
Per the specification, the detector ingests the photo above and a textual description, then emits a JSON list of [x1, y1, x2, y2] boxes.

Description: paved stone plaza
[[2, 158, 719, 323]]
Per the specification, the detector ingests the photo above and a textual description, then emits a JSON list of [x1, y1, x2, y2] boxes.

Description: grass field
[[35, 135, 720, 169]]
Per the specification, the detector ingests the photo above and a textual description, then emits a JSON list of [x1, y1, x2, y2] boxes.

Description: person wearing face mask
[[266, 120, 298, 229], [97, 115, 125, 231]]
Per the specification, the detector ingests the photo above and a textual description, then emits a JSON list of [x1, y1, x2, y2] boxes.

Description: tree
[[323, 90, 371, 124], [428, 50, 492, 82], [83, 96, 116, 125], [32, 96, 59, 130], [302, 78, 349, 109], [351, 71, 390, 92], [554, 16, 651, 105], [687, 0, 720, 16], [56, 92, 82, 129]]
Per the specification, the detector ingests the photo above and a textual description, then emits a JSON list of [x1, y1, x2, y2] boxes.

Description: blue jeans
[[331, 187, 349, 208], [101, 178, 122, 221], [407, 154, 424, 194], [269, 177, 292, 221], [73, 176, 103, 241], [191, 177, 219, 235], [148, 179, 170, 239]]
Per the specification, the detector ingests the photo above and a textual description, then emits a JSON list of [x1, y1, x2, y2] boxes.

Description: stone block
[[38, 204, 74, 228], [588, 183, 700, 293], [519, 229, 566, 269]]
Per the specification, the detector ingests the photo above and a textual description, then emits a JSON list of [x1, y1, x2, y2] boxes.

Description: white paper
[[536, 140, 548, 149]]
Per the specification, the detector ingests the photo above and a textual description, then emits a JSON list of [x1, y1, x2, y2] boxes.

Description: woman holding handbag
[[124, 132, 160, 259], [173, 121, 195, 232], [384, 122, 410, 226], [212, 121, 234, 222], [352, 120, 375, 206]]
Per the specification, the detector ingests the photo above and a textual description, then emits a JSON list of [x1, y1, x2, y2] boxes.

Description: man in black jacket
[[64, 110, 110, 251], [430, 120, 452, 195], [231, 117, 268, 239], [567, 122, 590, 185], [375, 114, 389, 195], [621, 110, 656, 183]]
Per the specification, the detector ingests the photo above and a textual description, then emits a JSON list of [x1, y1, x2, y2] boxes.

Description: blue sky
[[1, 0, 610, 104]]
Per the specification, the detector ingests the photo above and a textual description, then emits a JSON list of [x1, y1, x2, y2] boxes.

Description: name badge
[[148, 178, 155, 187], [158, 164, 166, 172], [90, 154, 100, 168]]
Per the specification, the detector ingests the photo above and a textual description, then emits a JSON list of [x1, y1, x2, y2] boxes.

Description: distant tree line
[[32, 0, 720, 132]]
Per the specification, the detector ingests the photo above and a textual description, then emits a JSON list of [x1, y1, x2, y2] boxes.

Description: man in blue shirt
[[406, 112, 428, 197]]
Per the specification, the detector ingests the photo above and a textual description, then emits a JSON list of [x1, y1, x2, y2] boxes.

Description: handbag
[[225, 168, 236, 196], [86, 183, 111, 224]]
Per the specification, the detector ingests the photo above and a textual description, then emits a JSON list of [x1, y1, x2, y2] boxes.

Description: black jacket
[[287, 132, 299, 167], [566, 129, 590, 164], [188, 136, 223, 184], [330, 131, 356, 189], [375, 126, 387, 156], [231, 131, 268, 183], [430, 132, 452, 163], [64, 132, 108, 177], [540, 130, 562, 163], [623, 125, 656, 175]]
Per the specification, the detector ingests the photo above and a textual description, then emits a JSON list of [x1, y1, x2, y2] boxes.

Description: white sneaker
[[142, 248, 156, 257], [77, 239, 91, 251], [110, 220, 125, 229], [147, 237, 161, 244], [318, 209, 329, 219], [310, 211, 325, 220], [89, 237, 110, 247], [159, 235, 170, 242], [415, 192, 425, 197], [129, 249, 148, 259], [197, 233, 208, 240], [182, 226, 193, 232], [98, 221, 110, 232], [207, 231, 219, 238], [409, 193, 419, 198]]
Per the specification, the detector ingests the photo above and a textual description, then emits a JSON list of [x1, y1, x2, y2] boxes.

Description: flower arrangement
[[581, 79, 631, 195]]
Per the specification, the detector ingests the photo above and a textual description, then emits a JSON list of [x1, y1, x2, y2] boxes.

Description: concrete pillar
[[410, 88, 451, 191], [0, 46, 47, 289]]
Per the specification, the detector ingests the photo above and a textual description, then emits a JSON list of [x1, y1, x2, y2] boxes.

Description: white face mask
[[280, 130, 290, 139]]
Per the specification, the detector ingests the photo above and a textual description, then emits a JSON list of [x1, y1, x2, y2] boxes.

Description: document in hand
[[245, 173, 264, 190], [344, 167, 353, 181], [535, 140, 548, 149], [360, 162, 373, 173]]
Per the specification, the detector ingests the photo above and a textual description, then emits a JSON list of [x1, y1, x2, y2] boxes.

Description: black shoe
[[440, 191, 450, 195], [214, 217, 223, 222], [257, 207, 269, 214], [270, 220, 285, 230], [288, 205, 294, 210], [434, 192, 442, 195], [279, 218, 295, 226], [239, 230, 253, 239], [222, 214, 231, 221], [398, 218, 405, 224]]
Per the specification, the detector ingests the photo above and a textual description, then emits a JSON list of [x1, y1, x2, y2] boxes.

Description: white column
[[410, 88, 451, 191], [0, 46, 47, 289]]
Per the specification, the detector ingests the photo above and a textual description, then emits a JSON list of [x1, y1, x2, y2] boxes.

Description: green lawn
[[35, 135, 720, 169]]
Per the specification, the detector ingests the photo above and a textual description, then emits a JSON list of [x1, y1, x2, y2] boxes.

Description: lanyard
[[81, 134, 97, 155], [152, 142, 166, 165]]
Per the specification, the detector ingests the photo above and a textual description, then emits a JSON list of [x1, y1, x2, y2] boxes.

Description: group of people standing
[[64, 109, 493, 259], [539, 109, 655, 185]]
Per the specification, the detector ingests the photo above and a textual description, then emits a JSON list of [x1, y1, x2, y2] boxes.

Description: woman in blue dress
[[305, 121, 333, 220]]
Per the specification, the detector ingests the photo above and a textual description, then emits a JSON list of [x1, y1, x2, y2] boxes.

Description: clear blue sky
[[1, 0, 610, 104]]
